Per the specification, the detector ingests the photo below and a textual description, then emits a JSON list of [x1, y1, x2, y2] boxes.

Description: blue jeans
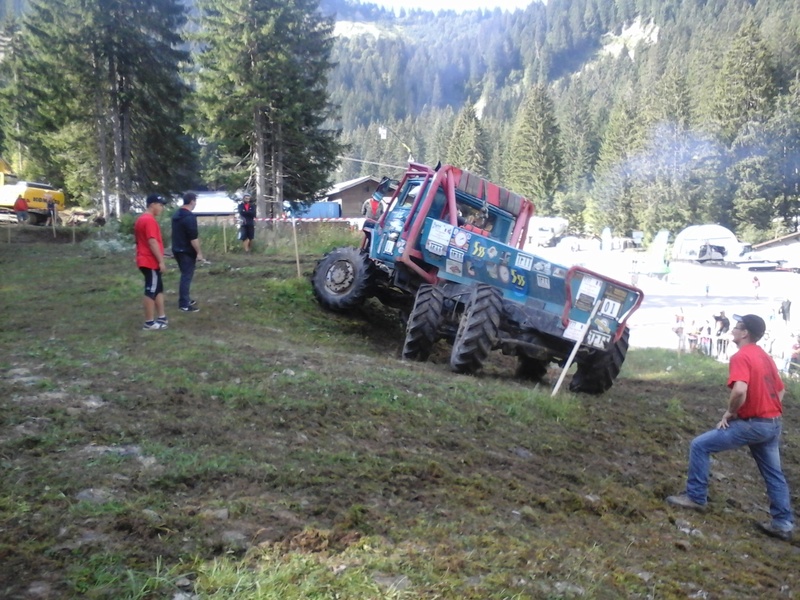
[[174, 252, 196, 309], [686, 418, 794, 531]]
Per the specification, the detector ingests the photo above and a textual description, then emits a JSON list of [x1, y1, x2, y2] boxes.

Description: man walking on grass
[[135, 194, 169, 330], [666, 314, 794, 541], [171, 192, 204, 313]]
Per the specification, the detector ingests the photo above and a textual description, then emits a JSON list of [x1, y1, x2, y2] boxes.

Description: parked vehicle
[[0, 180, 66, 225], [311, 163, 643, 394]]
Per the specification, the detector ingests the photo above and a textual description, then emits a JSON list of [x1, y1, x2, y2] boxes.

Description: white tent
[[672, 224, 739, 260]]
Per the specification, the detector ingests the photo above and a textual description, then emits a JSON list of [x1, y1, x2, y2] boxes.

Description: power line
[[337, 155, 407, 170]]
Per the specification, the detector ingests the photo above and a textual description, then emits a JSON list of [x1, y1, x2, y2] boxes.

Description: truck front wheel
[[311, 246, 375, 311], [450, 284, 502, 374], [402, 284, 444, 361], [568, 327, 630, 395]]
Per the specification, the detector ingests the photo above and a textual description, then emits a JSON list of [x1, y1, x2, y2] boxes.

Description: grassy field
[[1, 223, 799, 599]]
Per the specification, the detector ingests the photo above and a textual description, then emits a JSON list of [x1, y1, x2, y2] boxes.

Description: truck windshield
[[396, 181, 422, 207]]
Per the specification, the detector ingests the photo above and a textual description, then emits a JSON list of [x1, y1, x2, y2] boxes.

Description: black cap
[[732, 314, 766, 341], [146, 194, 167, 206]]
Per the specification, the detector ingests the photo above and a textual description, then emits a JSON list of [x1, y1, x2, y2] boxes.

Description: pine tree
[[14, 0, 191, 214], [711, 18, 778, 146], [556, 78, 597, 192], [194, 0, 342, 217], [767, 78, 800, 231], [504, 84, 562, 214], [587, 91, 642, 236], [730, 120, 780, 239], [446, 103, 490, 175]]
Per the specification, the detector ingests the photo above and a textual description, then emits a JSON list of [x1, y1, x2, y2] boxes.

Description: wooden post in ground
[[223, 220, 227, 253]]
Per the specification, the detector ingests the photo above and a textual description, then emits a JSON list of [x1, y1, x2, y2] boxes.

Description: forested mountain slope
[[323, 0, 800, 243]]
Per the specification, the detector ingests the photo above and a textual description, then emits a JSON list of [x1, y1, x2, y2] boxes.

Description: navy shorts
[[239, 224, 255, 240], [140, 267, 163, 299]]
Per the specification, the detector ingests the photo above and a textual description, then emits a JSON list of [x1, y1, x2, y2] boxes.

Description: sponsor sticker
[[428, 220, 453, 247], [426, 240, 445, 255], [575, 292, 595, 312], [577, 275, 602, 301], [593, 317, 611, 334], [515, 253, 534, 271], [536, 274, 551, 289], [449, 247, 465, 263], [586, 329, 611, 349], [563, 320, 586, 341], [533, 260, 552, 275], [445, 260, 463, 276]]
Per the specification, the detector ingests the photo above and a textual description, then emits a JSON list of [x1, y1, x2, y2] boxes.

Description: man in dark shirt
[[238, 193, 256, 253], [171, 192, 204, 312]]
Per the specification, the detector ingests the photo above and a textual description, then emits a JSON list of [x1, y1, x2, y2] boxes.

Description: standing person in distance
[[135, 194, 169, 330], [171, 192, 205, 313], [713, 310, 730, 358], [238, 192, 256, 253], [666, 314, 794, 541], [13, 194, 28, 224], [45, 194, 57, 226]]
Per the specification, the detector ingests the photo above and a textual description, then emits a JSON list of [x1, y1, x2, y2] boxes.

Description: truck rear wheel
[[450, 284, 502, 374], [402, 284, 444, 361], [311, 246, 375, 311], [568, 327, 630, 395], [515, 355, 550, 382]]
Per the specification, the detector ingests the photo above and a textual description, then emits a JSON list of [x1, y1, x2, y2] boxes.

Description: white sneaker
[[142, 321, 168, 330]]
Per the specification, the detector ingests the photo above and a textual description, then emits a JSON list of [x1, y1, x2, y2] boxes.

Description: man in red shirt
[[135, 194, 169, 330], [667, 314, 794, 541], [13, 195, 29, 224]]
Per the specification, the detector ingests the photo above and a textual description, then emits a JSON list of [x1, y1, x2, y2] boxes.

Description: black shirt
[[172, 207, 199, 257]]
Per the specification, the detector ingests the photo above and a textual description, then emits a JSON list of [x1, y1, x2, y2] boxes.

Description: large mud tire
[[402, 284, 445, 361], [311, 247, 375, 311], [568, 327, 630, 395], [515, 355, 550, 382], [450, 285, 502, 374]]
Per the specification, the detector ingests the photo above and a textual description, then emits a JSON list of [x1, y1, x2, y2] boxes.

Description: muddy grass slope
[[1, 234, 799, 599]]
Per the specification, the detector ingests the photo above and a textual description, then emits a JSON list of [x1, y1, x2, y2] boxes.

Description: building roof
[[320, 175, 380, 200], [753, 231, 800, 250]]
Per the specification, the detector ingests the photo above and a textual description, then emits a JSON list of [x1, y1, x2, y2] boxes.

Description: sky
[[370, 0, 533, 13]]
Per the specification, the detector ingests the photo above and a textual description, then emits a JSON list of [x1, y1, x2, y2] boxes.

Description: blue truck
[[311, 162, 643, 394]]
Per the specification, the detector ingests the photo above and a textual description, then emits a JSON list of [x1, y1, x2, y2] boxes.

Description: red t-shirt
[[134, 212, 164, 270], [727, 343, 784, 419]]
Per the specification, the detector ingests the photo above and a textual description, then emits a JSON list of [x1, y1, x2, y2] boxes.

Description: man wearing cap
[[667, 313, 794, 541], [237, 193, 256, 252], [135, 194, 169, 330], [171, 192, 204, 313]]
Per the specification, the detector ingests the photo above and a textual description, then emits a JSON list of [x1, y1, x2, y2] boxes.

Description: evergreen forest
[[0, 0, 799, 242]]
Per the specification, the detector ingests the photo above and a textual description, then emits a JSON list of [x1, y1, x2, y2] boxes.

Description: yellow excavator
[[0, 157, 66, 225]]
